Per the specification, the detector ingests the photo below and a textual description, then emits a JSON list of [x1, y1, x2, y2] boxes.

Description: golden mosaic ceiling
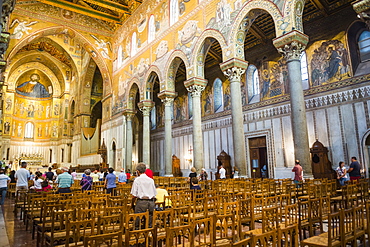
[[34, 0, 142, 28]]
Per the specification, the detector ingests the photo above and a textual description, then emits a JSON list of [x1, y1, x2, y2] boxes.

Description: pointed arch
[[191, 29, 228, 77], [127, 80, 141, 110], [164, 50, 190, 90], [229, 0, 282, 60]]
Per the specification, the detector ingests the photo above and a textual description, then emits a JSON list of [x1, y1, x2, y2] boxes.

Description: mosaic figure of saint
[[16, 74, 51, 98]]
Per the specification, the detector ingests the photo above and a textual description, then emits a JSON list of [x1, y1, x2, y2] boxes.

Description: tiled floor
[[1, 198, 37, 247]]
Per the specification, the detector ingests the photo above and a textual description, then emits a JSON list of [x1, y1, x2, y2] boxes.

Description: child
[[41, 179, 52, 192], [190, 177, 201, 190]]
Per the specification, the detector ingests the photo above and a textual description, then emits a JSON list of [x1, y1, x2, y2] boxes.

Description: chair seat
[[244, 228, 262, 236], [301, 235, 341, 247]]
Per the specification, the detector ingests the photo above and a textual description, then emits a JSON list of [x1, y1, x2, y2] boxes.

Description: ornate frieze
[[352, 0, 370, 28]]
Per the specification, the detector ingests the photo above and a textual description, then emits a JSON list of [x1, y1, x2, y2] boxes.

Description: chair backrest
[[125, 211, 149, 231], [194, 217, 213, 246], [153, 209, 172, 235], [65, 218, 96, 247], [250, 229, 277, 247], [213, 213, 238, 243], [326, 210, 341, 245], [283, 203, 299, 227], [262, 206, 279, 233], [83, 231, 123, 247], [166, 224, 194, 247], [171, 206, 191, 226], [125, 227, 157, 247], [97, 213, 124, 234]]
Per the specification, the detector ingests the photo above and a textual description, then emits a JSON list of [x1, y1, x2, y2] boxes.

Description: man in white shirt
[[15, 162, 30, 190], [219, 165, 226, 179], [130, 163, 156, 228], [0, 169, 11, 205]]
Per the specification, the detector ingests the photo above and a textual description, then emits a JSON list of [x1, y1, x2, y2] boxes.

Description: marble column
[[124, 110, 135, 171], [273, 30, 312, 176], [184, 78, 207, 172], [138, 100, 154, 167], [158, 91, 177, 176], [220, 59, 249, 177], [352, 0, 370, 29]]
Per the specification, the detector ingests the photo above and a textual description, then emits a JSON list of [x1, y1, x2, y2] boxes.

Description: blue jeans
[[0, 187, 7, 205]]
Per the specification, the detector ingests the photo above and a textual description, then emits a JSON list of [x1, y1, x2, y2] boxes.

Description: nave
[[1, 177, 370, 247]]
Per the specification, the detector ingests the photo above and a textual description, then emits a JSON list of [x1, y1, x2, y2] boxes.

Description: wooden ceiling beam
[[82, 0, 130, 14], [309, 0, 329, 16], [249, 25, 267, 44], [36, 0, 121, 23], [208, 49, 222, 62]]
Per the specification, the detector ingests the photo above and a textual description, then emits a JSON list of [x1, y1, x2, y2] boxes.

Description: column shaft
[[138, 101, 154, 167], [126, 116, 133, 171], [164, 100, 173, 175], [191, 92, 204, 171], [287, 59, 311, 176], [230, 78, 247, 176]]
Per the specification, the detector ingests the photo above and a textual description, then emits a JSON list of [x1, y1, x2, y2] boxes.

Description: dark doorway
[[249, 136, 268, 178]]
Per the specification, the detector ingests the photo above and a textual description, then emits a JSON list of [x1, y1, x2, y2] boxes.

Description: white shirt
[[15, 168, 30, 187], [219, 167, 226, 179], [0, 174, 10, 188], [130, 174, 157, 199], [34, 178, 43, 190]]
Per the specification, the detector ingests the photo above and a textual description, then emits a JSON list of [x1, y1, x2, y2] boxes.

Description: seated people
[[155, 184, 172, 209], [190, 177, 201, 190]]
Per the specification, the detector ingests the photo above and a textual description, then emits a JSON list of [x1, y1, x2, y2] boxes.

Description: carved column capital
[[220, 58, 248, 81], [352, 0, 370, 29], [158, 90, 177, 106], [123, 109, 136, 121], [138, 100, 154, 116], [273, 30, 309, 61], [184, 77, 207, 97]]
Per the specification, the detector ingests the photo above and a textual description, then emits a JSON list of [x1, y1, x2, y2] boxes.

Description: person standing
[[45, 167, 54, 181], [91, 170, 99, 182], [348, 156, 361, 181], [80, 169, 93, 192], [130, 163, 156, 228], [0, 169, 11, 205], [336, 161, 348, 186], [56, 167, 74, 193], [199, 168, 208, 181], [219, 165, 226, 179], [118, 168, 127, 184], [71, 169, 77, 180], [105, 168, 116, 194], [15, 162, 30, 191], [292, 160, 303, 187]]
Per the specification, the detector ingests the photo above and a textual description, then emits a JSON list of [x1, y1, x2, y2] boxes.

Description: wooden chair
[[352, 205, 366, 246], [166, 223, 194, 247], [250, 229, 278, 247], [171, 206, 191, 226], [125, 211, 149, 231], [44, 209, 76, 247], [36, 202, 64, 247], [194, 217, 214, 246], [239, 198, 252, 231], [59, 218, 96, 247], [231, 237, 251, 247], [245, 206, 279, 238], [300, 210, 341, 247], [14, 189, 28, 219], [97, 213, 124, 234], [7, 183, 16, 198], [124, 226, 157, 247], [152, 209, 172, 245], [83, 231, 123, 247], [213, 213, 238, 246]]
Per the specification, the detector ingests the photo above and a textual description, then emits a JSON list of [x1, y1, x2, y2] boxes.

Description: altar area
[[13, 153, 49, 173]]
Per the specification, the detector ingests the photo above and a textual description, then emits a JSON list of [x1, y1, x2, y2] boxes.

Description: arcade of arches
[[0, 0, 370, 179]]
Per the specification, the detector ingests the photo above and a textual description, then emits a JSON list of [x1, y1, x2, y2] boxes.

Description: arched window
[[246, 65, 260, 103], [359, 30, 370, 62], [301, 51, 309, 90], [151, 106, 156, 129], [24, 122, 34, 138], [131, 32, 137, 57], [170, 0, 179, 26], [148, 15, 156, 43], [213, 78, 223, 113]]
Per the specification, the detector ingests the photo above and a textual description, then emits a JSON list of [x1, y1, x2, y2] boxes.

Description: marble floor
[[1, 197, 37, 247]]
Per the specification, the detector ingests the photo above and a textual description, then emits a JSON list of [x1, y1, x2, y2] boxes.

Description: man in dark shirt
[[348, 156, 361, 181], [45, 167, 54, 181]]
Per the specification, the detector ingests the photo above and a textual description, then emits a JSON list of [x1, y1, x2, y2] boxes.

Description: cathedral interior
[[0, 0, 369, 179]]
